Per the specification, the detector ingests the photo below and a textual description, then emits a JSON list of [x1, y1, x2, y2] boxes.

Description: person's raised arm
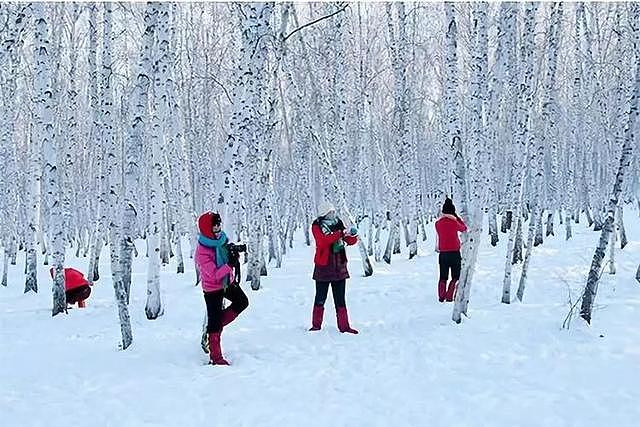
[[312, 223, 343, 248]]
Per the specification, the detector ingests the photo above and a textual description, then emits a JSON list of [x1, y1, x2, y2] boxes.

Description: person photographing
[[434, 197, 468, 302], [309, 201, 359, 334], [195, 211, 248, 366]]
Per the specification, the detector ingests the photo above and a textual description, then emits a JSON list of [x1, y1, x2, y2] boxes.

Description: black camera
[[226, 242, 247, 283], [227, 242, 247, 253]]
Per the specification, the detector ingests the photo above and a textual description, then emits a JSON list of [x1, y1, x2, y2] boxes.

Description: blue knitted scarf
[[197, 232, 229, 267]]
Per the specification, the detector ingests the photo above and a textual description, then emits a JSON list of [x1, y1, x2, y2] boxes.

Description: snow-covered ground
[[2, 210, 640, 427]]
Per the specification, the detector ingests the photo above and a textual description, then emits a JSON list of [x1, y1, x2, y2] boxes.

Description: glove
[[344, 226, 358, 236]]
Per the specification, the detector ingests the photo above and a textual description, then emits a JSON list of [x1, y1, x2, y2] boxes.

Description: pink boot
[[221, 308, 239, 327], [438, 280, 446, 302], [208, 332, 230, 366], [309, 305, 324, 331], [446, 280, 457, 302], [336, 307, 358, 334]]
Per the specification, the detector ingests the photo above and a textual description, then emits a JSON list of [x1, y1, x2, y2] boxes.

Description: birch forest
[[1, 2, 639, 348]]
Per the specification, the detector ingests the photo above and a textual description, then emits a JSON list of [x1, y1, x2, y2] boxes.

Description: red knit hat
[[198, 211, 221, 238]]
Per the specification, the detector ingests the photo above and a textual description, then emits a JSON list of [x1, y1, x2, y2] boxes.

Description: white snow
[[2, 211, 640, 427]]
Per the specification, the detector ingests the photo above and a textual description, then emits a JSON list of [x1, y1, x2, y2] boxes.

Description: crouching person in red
[[49, 267, 92, 308], [195, 211, 249, 366], [309, 201, 359, 334], [434, 197, 467, 302]]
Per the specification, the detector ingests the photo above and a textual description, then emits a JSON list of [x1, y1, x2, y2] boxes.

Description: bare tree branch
[[282, 4, 347, 43]]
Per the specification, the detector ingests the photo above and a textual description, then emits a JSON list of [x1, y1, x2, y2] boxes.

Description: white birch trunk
[[443, 3, 468, 218], [383, 3, 413, 263], [146, 1, 166, 320], [86, 3, 102, 284], [1, 4, 29, 288], [453, 2, 488, 323], [33, 3, 66, 314], [608, 222, 617, 275], [617, 205, 628, 249], [566, 2, 584, 240], [122, 2, 157, 303], [100, 1, 133, 348]]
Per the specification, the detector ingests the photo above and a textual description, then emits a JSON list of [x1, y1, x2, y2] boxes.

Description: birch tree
[[566, 2, 586, 241], [98, 1, 133, 348], [453, 2, 488, 323], [86, 3, 103, 284], [236, 3, 274, 291], [384, 3, 417, 262], [442, 3, 468, 221], [121, 2, 157, 304], [1, 4, 29, 287], [32, 3, 65, 314], [146, 1, 166, 320]]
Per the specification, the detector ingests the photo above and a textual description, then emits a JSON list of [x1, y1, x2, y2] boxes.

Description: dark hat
[[442, 197, 456, 215]]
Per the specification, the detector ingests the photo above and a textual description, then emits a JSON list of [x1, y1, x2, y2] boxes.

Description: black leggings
[[439, 251, 461, 282], [204, 285, 249, 333], [66, 285, 91, 304], [314, 280, 346, 308]]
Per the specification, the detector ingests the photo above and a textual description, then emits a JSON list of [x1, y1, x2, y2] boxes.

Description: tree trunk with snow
[[102, 1, 132, 348], [442, 3, 468, 219], [146, 1, 169, 320], [617, 206, 628, 250], [121, 3, 157, 303], [86, 3, 102, 284], [384, 3, 415, 263], [516, 206, 539, 302], [1, 4, 29, 288], [33, 3, 66, 315], [453, 2, 488, 323]]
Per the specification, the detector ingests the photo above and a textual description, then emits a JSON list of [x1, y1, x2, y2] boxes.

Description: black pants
[[66, 285, 91, 304], [439, 251, 461, 282], [314, 280, 346, 308], [204, 285, 249, 333]]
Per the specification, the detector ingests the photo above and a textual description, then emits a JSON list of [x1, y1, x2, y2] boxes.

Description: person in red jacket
[[434, 197, 468, 302], [49, 267, 92, 308], [309, 201, 359, 334]]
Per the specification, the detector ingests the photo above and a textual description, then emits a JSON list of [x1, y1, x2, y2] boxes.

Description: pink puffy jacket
[[194, 243, 234, 292]]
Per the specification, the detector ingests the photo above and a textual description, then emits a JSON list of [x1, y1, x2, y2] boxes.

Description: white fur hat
[[318, 201, 336, 217]]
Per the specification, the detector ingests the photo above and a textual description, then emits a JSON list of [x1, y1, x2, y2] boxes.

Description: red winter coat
[[312, 221, 357, 266], [49, 267, 90, 291], [312, 219, 357, 282], [435, 214, 468, 252]]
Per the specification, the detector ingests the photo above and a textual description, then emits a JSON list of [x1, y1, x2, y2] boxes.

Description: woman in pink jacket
[[195, 211, 248, 366]]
